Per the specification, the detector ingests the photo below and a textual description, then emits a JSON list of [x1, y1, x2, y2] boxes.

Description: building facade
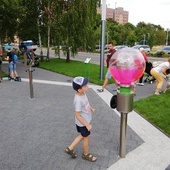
[[97, 5, 129, 25]]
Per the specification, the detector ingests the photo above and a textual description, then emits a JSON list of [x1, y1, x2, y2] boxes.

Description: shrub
[[153, 51, 170, 58]]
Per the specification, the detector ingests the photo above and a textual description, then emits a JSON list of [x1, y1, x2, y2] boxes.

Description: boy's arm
[[162, 66, 168, 77], [90, 106, 96, 113], [5, 55, 9, 61], [75, 111, 92, 131]]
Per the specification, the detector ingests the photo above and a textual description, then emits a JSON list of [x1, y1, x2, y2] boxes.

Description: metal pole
[[100, 0, 106, 80], [166, 29, 169, 46], [120, 112, 128, 158], [28, 66, 34, 99], [24, 52, 27, 68], [114, 2, 117, 21]]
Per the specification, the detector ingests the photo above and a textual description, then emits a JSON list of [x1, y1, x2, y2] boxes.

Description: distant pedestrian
[[163, 69, 170, 93], [5, 45, 21, 81], [97, 42, 119, 92], [65, 76, 97, 162], [150, 57, 170, 95], [137, 47, 148, 86]]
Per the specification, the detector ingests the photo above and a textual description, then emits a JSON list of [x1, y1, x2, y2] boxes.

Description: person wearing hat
[[136, 47, 148, 86], [65, 76, 97, 162], [5, 45, 21, 81]]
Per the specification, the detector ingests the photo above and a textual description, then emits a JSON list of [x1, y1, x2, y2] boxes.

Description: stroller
[[143, 62, 155, 84], [26, 50, 39, 67]]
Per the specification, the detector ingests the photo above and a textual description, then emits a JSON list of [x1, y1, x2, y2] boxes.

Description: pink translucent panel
[[109, 48, 145, 85]]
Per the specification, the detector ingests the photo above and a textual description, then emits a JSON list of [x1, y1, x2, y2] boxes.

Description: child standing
[[65, 76, 97, 162], [5, 45, 21, 81]]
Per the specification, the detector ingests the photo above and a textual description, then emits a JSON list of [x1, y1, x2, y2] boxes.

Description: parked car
[[157, 46, 170, 54], [114, 45, 128, 51], [132, 45, 150, 53], [19, 40, 38, 52], [96, 45, 108, 51]]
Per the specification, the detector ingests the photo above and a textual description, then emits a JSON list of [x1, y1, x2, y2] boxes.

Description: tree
[[50, 0, 99, 62], [0, 0, 20, 43], [17, 0, 39, 43]]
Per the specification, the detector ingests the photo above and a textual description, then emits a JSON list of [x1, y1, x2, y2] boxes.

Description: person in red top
[[97, 42, 118, 92], [137, 47, 149, 86]]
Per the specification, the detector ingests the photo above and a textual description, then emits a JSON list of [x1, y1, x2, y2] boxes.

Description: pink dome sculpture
[[109, 47, 145, 86]]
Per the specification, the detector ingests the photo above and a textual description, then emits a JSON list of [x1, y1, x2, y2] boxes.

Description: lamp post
[[109, 48, 145, 158], [100, 0, 106, 80], [166, 29, 169, 46], [114, 2, 117, 22]]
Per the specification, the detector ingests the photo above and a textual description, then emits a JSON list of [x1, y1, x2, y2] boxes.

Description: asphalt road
[[35, 48, 168, 65]]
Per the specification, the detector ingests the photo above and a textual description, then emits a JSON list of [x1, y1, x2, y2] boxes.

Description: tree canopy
[[0, 0, 168, 57]]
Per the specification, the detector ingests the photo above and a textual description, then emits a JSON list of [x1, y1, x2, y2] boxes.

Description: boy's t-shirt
[[74, 93, 92, 127], [7, 52, 13, 63]]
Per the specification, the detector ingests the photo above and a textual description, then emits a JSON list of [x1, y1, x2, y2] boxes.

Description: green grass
[[1, 71, 8, 77], [134, 92, 170, 136], [39, 58, 114, 85], [40, 58, 170, 136]]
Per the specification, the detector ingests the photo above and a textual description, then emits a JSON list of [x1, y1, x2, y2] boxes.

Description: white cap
[[72, 76, 88, 91]]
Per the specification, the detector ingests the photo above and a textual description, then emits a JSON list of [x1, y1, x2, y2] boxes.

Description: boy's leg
[[102, 78, 108, 90], [82, 135, 97, 162], [13, 64, 19, 77], [82, 135, 90, 155], [14, 71, 19, 78], [163, 87, 168, 93], [65, 134, 83, 158], [164, 85, 170, 93], [68, 134, 83, 150], [9, 62, 15, 79]]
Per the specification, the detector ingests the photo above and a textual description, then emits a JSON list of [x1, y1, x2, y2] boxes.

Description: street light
[[114, 2, 117, 22], [100, 0, 106, 80], [166, 28, 169, 46]]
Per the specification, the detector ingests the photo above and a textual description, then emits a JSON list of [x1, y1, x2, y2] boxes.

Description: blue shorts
[[9, 61, 16, 72], [76, 125, 90, 137], [105, 69, 112, 79]]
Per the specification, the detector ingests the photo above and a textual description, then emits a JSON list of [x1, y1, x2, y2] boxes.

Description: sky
[[106, 0, 170, 30]]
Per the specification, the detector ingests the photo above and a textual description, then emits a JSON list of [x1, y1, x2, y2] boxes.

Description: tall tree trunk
[[37, 22, 43, 61], [66, 49, 70, 63]]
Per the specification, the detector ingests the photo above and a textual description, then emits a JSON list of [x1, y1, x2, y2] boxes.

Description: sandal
[[97, 89, 104, 92], [65, 147, 77, 158], [82, 153, 97, 162]]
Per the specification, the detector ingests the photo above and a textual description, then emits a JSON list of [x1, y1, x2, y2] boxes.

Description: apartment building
[[97, 5, 129, 25]]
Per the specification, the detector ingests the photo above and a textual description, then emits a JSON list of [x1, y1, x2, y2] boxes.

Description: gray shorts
[[105, 69, 112, 79]]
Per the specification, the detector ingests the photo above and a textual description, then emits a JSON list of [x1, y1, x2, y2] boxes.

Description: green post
[[120, 86, 131, 94]]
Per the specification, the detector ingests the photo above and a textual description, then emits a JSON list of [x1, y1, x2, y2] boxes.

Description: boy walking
[[65, 76, 97, 162]]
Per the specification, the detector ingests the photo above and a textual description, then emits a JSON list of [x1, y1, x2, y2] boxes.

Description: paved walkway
[[0, 61, 170, 170]]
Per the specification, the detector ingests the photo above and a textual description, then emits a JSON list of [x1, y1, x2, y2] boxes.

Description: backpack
[[11, 52, 18, 63]]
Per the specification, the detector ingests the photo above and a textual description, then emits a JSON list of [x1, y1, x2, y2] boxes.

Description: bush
[[153, 51, 170, 58]]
